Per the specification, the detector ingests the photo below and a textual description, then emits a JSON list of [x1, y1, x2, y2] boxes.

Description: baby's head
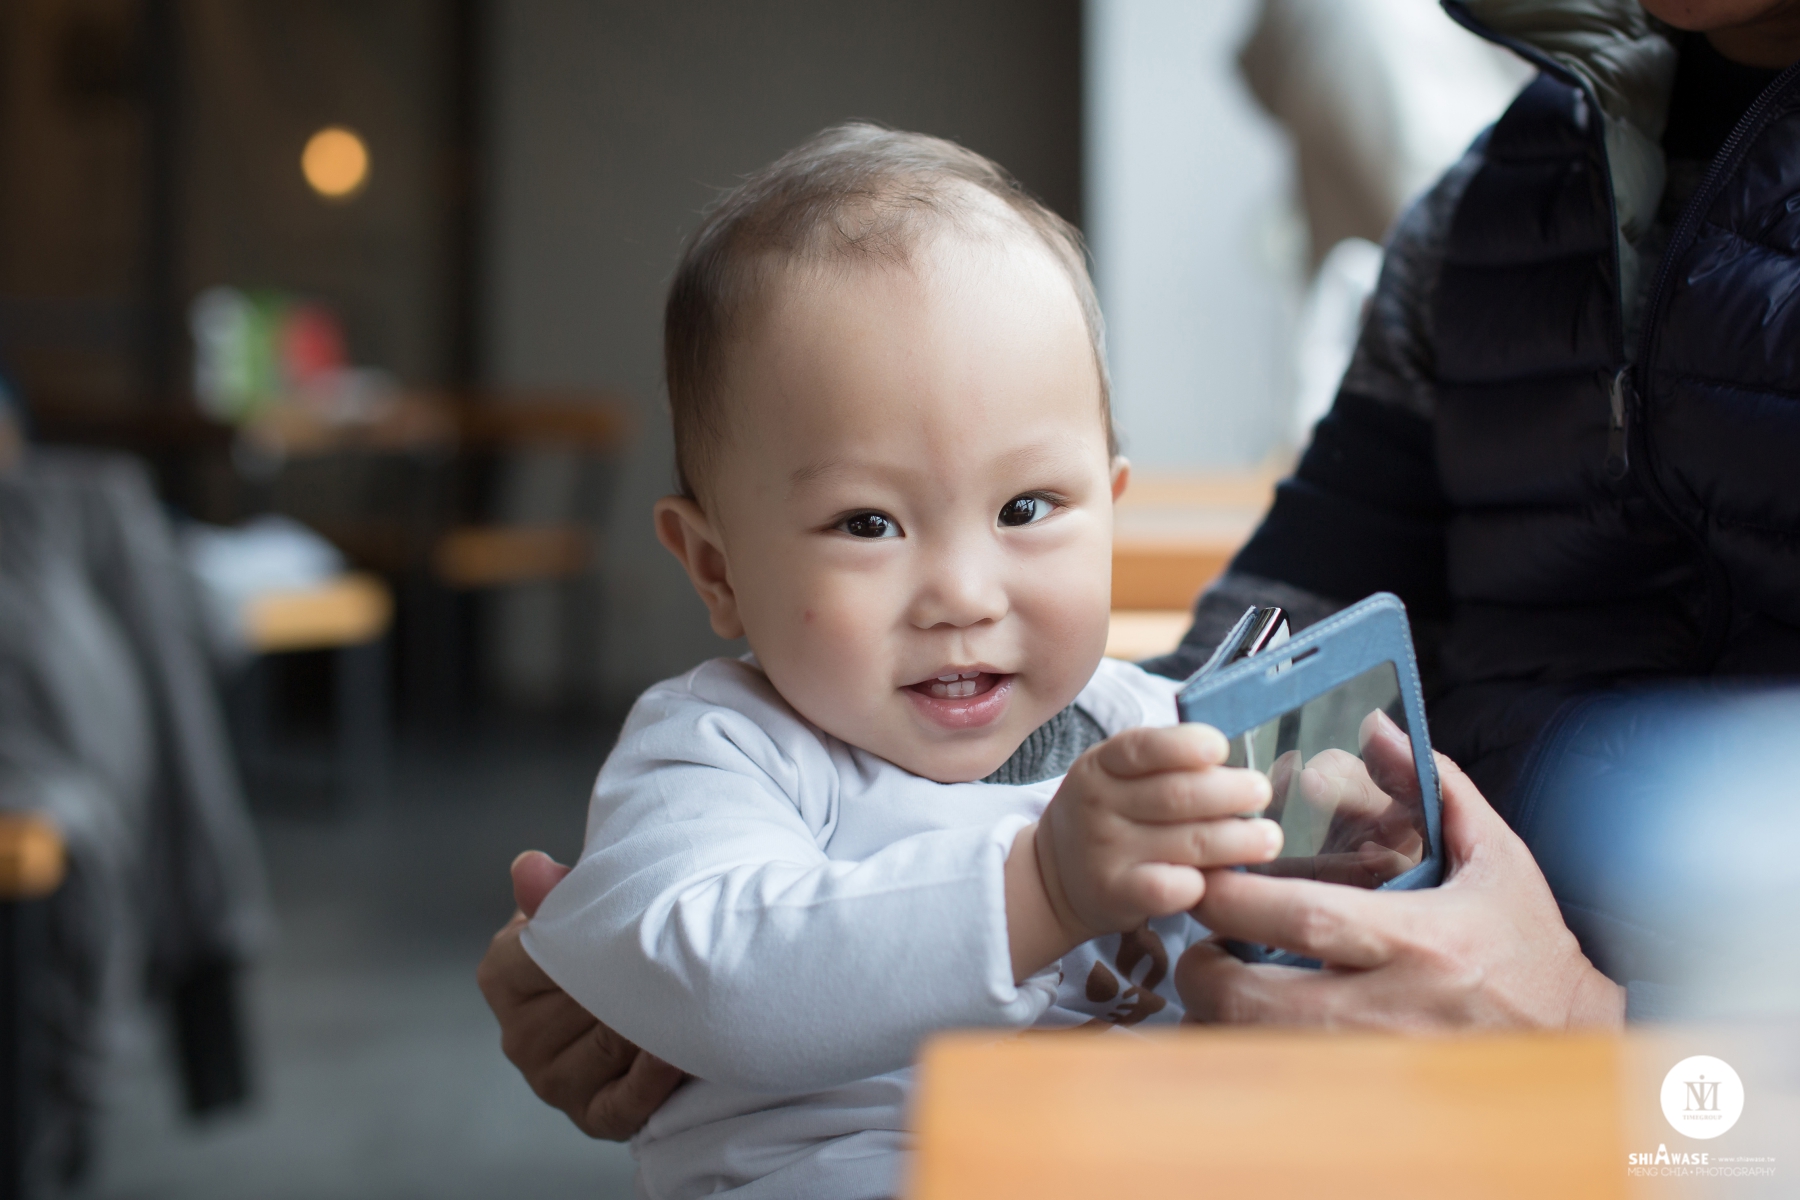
[[654, 124, 1126, 783]]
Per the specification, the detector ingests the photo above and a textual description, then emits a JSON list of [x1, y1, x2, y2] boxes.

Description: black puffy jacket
[[1228, 14, 1800, 816]]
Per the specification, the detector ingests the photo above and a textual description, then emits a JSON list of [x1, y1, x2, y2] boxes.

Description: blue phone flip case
[[1175, 592, 1444, 967]]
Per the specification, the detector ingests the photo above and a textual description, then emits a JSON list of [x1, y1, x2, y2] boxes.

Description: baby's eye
[[997, 495, 1052, 527], [838, 511, 900, 539]]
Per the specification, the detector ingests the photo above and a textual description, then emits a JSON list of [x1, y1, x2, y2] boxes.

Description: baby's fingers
[[1107, 764, 1273, 823], [1115, 862, 1208, 917], [1089, 724, 1230, 779], [1134, 814, 1284, 870]]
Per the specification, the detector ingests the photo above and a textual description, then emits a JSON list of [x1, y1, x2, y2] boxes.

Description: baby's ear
[[653, 496, 745, 639], [1110, 456, 1131, 503]]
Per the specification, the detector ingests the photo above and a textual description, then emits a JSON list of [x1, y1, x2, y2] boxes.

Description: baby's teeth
[[937, 673, 959, 682]]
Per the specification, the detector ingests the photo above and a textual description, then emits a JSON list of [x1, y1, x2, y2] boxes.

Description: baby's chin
[[879, 737, 1023, 784], [792, 701, 1029, 782], [781, 667, 1091, 782], [863, 702, 1048, 783]]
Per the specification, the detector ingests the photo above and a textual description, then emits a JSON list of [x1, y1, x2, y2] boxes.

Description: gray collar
[[982, 704, 1106, 786]]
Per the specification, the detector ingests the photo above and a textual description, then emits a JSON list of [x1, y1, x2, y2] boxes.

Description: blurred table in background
[[239, 571, 394, 807], [234, 388, 630, 584], [243, 571, 392, 653], [241, 388, 633, 728], [1106, 470, 1277, 661], [30, 387, 630, 562], [30, 387, 633, 735]]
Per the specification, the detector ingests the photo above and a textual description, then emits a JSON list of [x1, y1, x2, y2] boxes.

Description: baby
[[523, 124, 1282, 1200]]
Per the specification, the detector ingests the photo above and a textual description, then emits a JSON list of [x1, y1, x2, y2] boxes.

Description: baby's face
[[660, 228, 1121, 782]]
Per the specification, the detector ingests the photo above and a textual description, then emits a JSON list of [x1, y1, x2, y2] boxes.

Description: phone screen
[[1224, 660, 1428, 890]]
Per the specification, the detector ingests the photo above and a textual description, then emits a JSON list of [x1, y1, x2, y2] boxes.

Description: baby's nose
[[908, 545, 1010, 629]]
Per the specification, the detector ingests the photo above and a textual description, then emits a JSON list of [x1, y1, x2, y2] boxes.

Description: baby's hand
[[1029, 724, 1281, 949]]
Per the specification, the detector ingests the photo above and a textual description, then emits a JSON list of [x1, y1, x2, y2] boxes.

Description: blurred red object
[[281, 302, 348, 390]]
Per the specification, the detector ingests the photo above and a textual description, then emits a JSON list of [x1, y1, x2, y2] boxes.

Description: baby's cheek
[[803, 575, 898, 650], [763, 585, 893, 713], [1007, 616, 1103, 712], [1029, 564, 1112, 643]]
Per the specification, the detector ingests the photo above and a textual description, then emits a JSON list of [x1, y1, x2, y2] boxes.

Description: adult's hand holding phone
[[477, 851, 684, 1139], [1175, 754, 1626, 1030]]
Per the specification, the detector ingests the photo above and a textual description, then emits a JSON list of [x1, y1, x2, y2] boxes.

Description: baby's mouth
[[912, 670, 1001, 700], [904, 668, 1014, 730]]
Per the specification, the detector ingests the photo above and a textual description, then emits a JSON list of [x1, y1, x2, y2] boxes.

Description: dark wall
[[0, 0, 148, 404], [0, 0, 453, 406], [486, 0, 1084, 698], [181, 0, 451, 386]]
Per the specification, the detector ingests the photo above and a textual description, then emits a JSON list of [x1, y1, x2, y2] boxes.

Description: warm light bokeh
[[301, 126, 369, 199]]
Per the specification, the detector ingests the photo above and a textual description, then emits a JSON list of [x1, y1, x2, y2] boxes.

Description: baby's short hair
[[664, 122, 1114, 499]]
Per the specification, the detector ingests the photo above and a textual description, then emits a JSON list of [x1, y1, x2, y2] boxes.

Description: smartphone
[[1175, 594, 1444, 967]]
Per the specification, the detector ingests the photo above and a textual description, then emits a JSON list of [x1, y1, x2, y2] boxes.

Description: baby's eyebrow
[[789, 439, 1093, 494], [994, 441, 1080, 473], [788, 459, 855, 492]]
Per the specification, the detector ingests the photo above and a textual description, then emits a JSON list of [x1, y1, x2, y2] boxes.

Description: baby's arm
[[1005, 724, 1283, 979], [523, 708, 1048, 1094]]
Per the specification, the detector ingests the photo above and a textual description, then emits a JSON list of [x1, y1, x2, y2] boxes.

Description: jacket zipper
[[1439, 1, 1651, 483], [1605, 367, 1631, 480], [1443, 0, 1800, 483]]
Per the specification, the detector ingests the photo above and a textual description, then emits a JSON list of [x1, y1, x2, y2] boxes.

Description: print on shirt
[[1078, 925, 1169, 1028]]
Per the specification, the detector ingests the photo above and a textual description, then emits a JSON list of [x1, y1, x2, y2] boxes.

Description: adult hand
[[1176, 753, 1625, 1030], [477, 851, 683, 1139]]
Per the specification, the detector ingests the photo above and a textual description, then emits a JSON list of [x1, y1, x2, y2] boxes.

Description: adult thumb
[[1433, 751, 1503, 874], [511, 850, 572, 918]]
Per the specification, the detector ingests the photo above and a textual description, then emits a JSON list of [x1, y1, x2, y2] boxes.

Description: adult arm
[[1174, 752, 1625, 1030], [477, 851, 682, 1140], [1162, 140, 1633, 1029]]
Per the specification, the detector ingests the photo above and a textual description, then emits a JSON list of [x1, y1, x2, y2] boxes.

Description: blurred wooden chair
[[432, 525, 590, 591], [416, 391, 633, 721], [431, 393, 630, 590], [0, 814, 66, 1199], [221, 388, 631, 726]]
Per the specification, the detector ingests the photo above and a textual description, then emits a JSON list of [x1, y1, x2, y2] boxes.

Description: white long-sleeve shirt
[[524, 655, 1198, 1200]]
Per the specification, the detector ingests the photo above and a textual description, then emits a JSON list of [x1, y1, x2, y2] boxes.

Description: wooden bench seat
[[242, 571, 393, 654]]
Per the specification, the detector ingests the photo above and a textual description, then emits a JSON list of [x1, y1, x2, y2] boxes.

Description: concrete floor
[[81, 717, 639, 1200]]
